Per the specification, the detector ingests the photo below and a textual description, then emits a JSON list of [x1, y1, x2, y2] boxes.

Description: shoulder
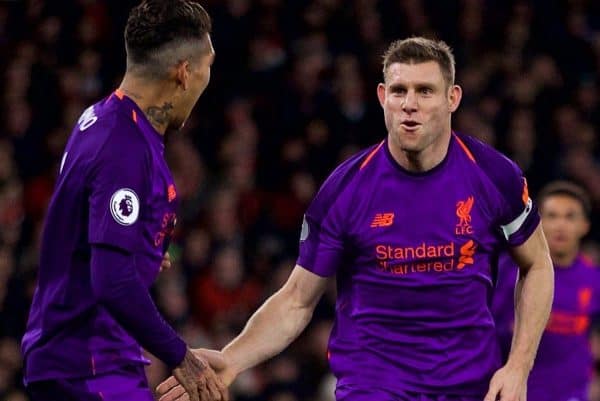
[[80, 101, 150, 175], [580, 254, 594, 266], [579, 257, 600, 299], [456, 133, 539, 244], [313, 142, 382, 208], [98, 99, 145, 142], [456, 132, 525, 197], [579, 254, 600, 271]]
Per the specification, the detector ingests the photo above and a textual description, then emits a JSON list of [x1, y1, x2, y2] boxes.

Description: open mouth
[[401, 121, 420, 129]]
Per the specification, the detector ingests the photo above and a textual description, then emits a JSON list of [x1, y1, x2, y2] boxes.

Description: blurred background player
[[492, 180, 600, 401], [589, 321, 600, 401], [20, 2, 225, 401]]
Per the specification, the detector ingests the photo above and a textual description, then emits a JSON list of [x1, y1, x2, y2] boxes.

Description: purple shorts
[[335, 385, 482, 401], [27, 364, 153, 401]]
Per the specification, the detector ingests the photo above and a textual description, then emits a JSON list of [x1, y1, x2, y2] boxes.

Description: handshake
[[159, 348, 235, 401]]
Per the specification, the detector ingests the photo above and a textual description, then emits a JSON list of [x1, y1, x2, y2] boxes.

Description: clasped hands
[[160, 349, 234, 401]]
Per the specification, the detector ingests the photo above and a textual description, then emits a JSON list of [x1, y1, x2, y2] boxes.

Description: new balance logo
[[370, 213, 394, 227]]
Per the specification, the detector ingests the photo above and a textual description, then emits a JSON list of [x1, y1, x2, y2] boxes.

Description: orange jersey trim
[[132, 110, 138, 123], [453, 133, 476, 163], [581, 254, 594, 267], [114, 88, 125, 100], [360, 140, 385, 169], [521, 178, 529, 205], [167, 184, 177, 202]]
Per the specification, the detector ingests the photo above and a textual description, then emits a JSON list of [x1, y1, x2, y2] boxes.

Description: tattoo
[[173, 349, 208, 394], [145, 102, 173, 131], [186, 350, 207, 372]]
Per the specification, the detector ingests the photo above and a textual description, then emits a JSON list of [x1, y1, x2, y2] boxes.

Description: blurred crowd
[[0, 0, 599, 400]]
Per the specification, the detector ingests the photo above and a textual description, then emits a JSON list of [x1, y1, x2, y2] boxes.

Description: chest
[[553, 271, 596, 314], [349, 178, 498, 252], [545, 268, 597, 337], [340, 170, 511, 285]]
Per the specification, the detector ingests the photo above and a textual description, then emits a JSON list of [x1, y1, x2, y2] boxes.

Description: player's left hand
[[484, 362, 528, 401], [160, 252, 172, 272]]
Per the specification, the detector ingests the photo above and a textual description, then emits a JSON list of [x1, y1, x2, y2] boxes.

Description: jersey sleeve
[[91, 244, 187, 368], [88, 133, 149, 253], [496, 160, 540, 247], [457, 133, 541, 247], [296, 160, 358, 277]]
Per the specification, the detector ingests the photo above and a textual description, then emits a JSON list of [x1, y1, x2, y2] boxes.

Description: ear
[[377, 83, 386, 108], [175, 60, 190, 91], [448, 84, 462, 113]]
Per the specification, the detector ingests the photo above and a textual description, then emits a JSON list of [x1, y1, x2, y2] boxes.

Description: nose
[[402, 90, 418, 112]]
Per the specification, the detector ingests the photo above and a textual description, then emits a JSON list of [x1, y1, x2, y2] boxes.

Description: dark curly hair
[[125, 0, 212, 77]]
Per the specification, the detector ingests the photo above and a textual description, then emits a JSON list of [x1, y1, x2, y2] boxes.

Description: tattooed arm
[[173, 349, 227, 401]]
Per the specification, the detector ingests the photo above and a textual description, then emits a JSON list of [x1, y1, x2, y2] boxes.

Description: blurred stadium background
[[0, 0, 599, 400]]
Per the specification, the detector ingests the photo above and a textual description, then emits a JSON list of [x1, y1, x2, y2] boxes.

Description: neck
[[552, 249, 578, 268], [388, 129, 452, 172], [118, 74, 175, 135]]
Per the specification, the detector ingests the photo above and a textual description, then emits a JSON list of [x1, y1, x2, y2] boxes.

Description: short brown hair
[[382, 37, 455, 86], [537, 180, 592, 218]]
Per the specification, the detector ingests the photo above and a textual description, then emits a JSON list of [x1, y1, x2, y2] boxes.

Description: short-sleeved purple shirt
[[297, 132, 539, 397]]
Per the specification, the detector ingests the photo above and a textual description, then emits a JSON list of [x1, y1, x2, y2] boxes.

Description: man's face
[[541, 194, 589, 259], [377, 61, 460, 155], [174, 35, 215, 129]]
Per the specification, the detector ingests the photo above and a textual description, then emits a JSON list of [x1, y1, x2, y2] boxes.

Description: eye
[[565, 212, 578, 221], [389, 85, 406, 95], [419, 87, 433, 95]]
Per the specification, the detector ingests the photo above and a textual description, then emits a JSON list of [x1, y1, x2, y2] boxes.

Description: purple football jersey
[[494, 254, 600, 401], [22, 90, 179, 381], [489, 252, 519, 362], [297, 132, 540, 397]]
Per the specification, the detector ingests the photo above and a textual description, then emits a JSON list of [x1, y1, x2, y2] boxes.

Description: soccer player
[[21, 2, 226, 401], [492, 181, 600, 401], [158, 37, 554, 401]]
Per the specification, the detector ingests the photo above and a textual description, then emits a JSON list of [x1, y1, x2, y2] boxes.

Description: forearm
[[508, 257, 554, 371], [222, 286, 314, 376], [91, 244, 187, 368]]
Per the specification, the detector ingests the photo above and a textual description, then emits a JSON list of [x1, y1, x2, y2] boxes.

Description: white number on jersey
[[59, 151, 68, 174], [78, 106, 98, 131]]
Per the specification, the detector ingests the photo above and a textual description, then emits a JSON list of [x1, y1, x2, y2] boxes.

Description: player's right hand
[[168, 348, 229, 401], [159, 349, 230, 401], [484, 362, 528, 401]]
